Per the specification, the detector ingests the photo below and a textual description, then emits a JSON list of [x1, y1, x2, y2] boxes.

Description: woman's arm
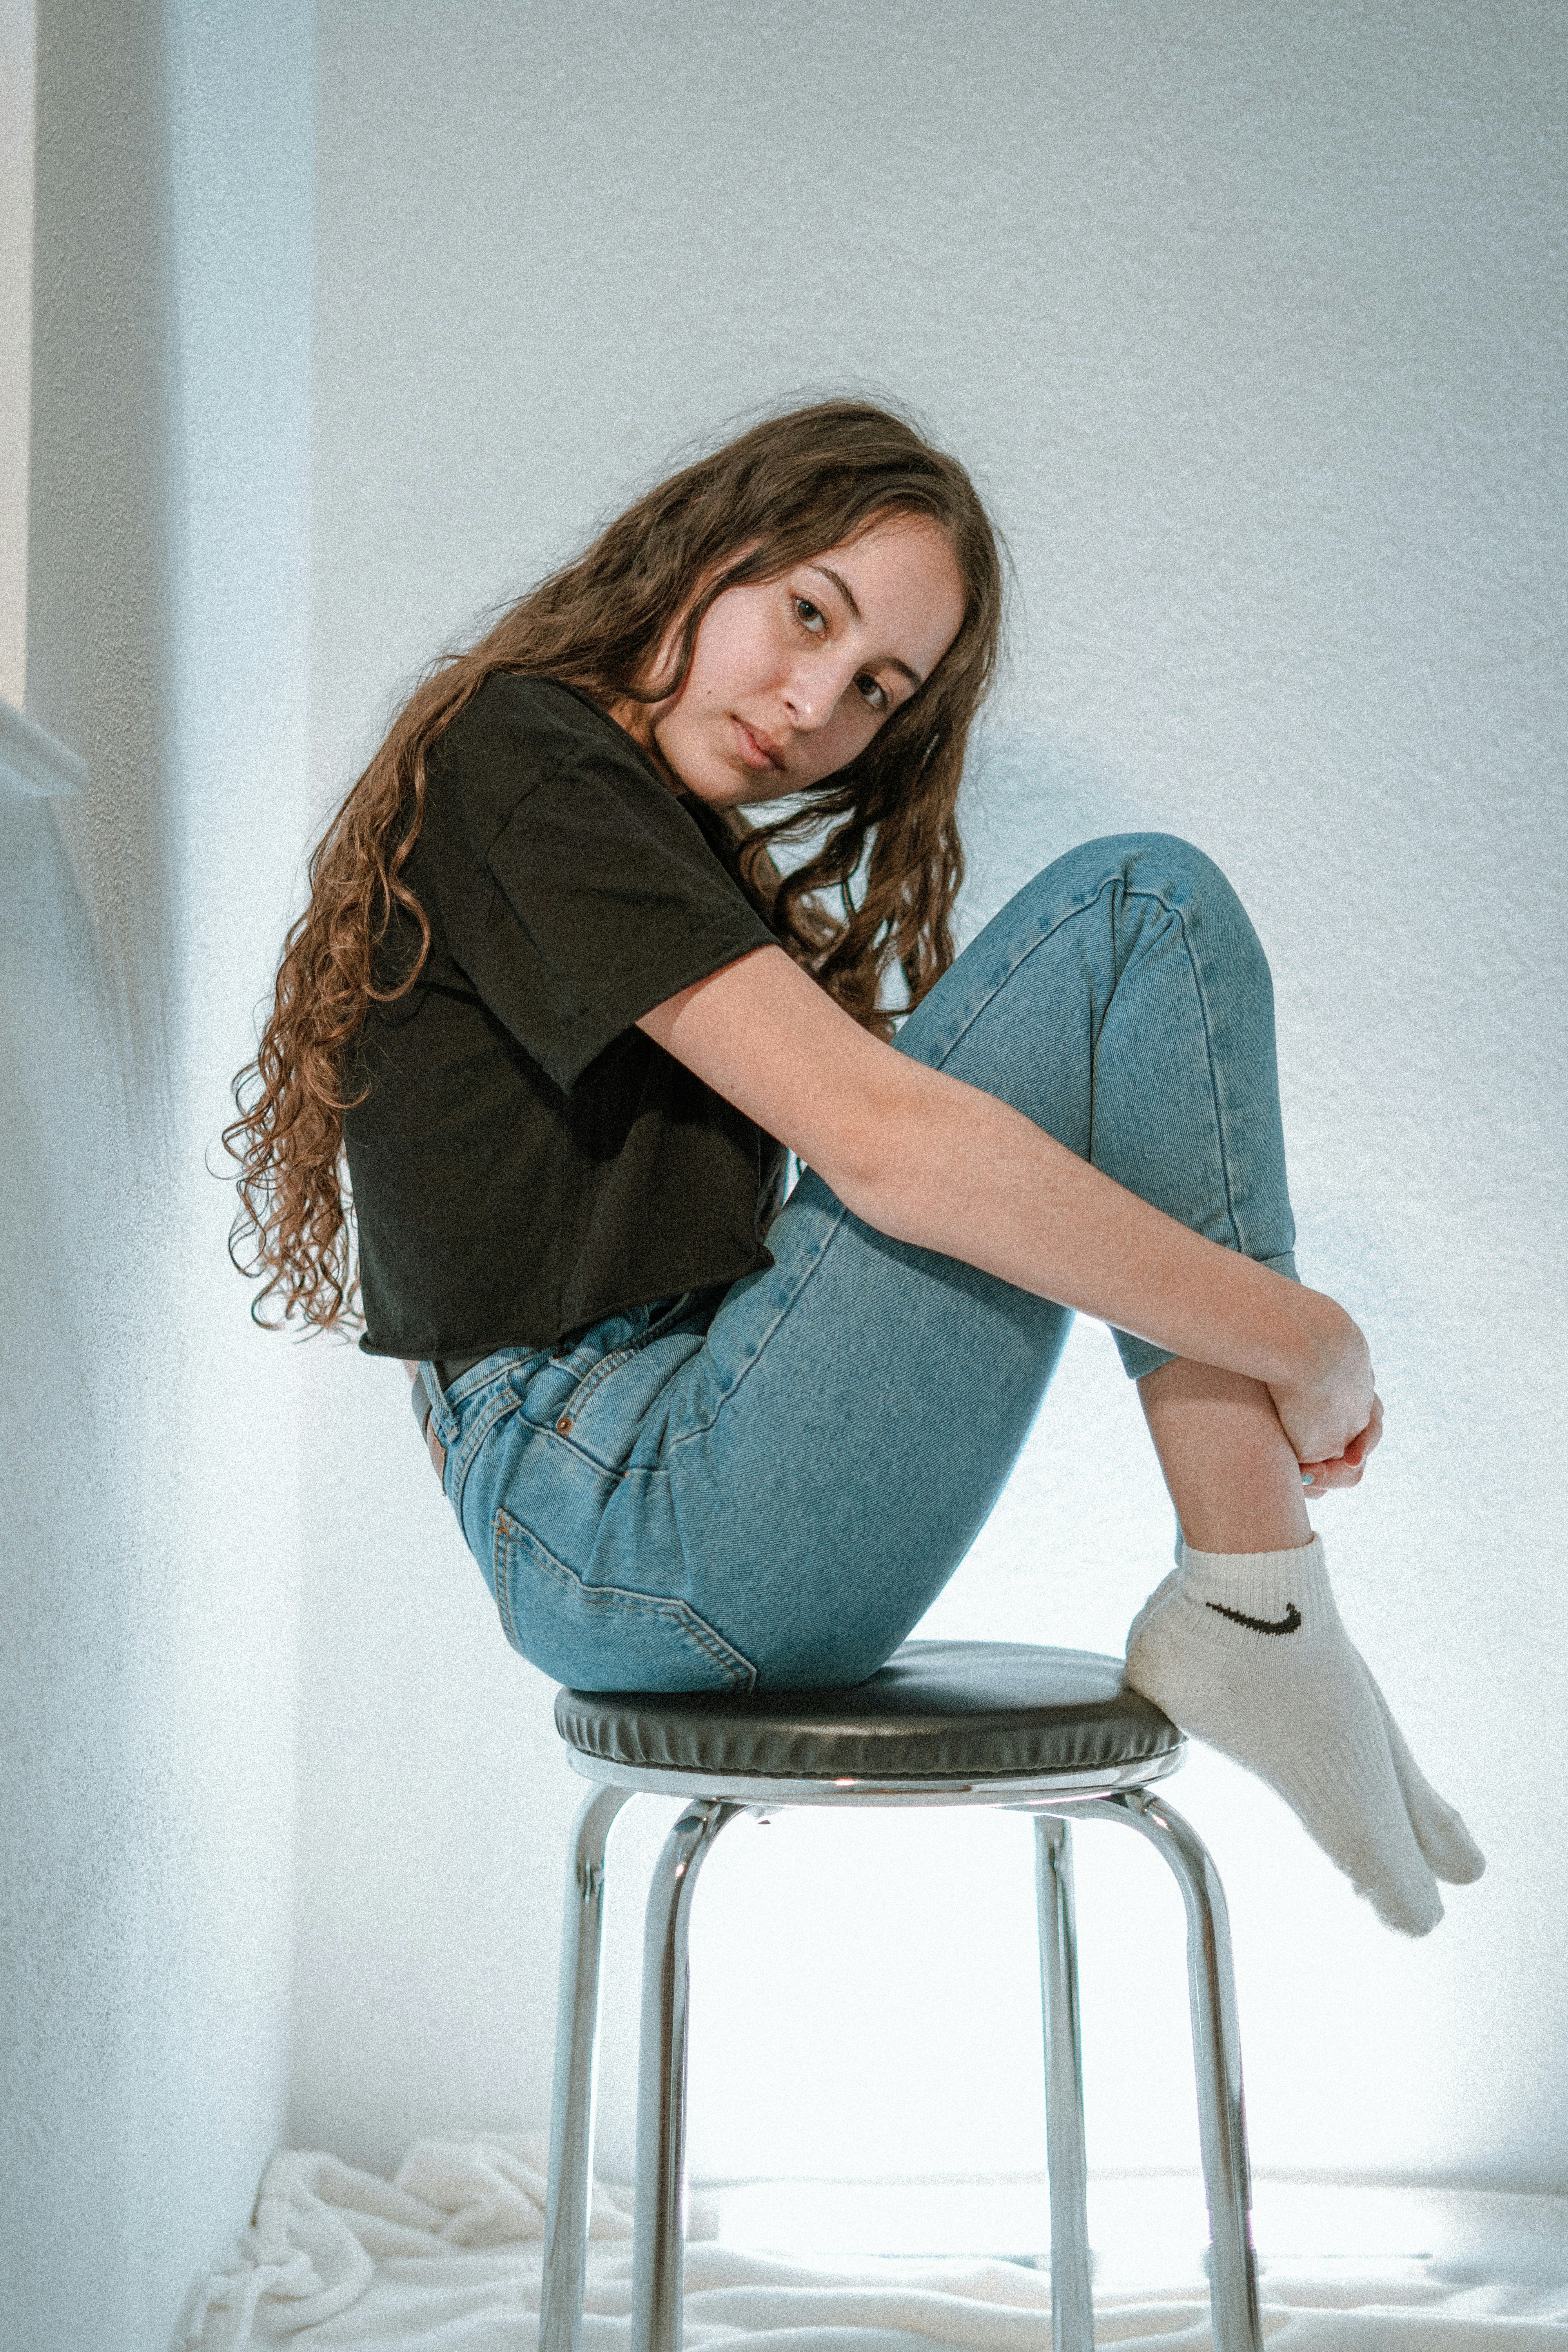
[[637, 944, 1374, 1468]]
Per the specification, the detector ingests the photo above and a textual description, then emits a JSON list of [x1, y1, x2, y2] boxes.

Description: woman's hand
[[1298, 1392, 1384, 1491], [1266, 1294, 1380, 1475]]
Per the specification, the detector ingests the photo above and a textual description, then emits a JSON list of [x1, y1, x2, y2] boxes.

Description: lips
[[731, 717, 784, 772]]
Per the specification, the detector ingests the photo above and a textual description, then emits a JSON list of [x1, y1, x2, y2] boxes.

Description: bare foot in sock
[[1353, 1655, 1486, 1885], [1129, 1554, 1488, 1901], [1125, 1533, 1452, 1936]]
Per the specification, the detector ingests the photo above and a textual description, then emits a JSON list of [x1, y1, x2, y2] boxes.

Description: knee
[[1123, 829, 1222, 885], [1040, 831, 1264, 962], [1054, 829, 1232, 901]]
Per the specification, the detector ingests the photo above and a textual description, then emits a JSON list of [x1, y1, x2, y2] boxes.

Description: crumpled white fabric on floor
[[175, 2139, 1568, 2352]]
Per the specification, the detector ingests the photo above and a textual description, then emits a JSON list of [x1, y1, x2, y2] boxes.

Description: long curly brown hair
[[227, 400, 1005, 1331]]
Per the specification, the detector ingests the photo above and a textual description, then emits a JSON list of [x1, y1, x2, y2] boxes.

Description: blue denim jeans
[[415, 834, 1298, 1694]]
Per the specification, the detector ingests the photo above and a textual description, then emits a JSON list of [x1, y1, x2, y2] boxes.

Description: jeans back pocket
[[492, 1507, 756, 1695]]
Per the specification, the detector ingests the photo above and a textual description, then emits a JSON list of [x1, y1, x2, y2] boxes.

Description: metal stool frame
[[539, 1747, 1262, 2352]]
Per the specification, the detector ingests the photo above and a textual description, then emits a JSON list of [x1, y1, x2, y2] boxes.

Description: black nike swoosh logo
[[1205, 1599, 1303, 1636]]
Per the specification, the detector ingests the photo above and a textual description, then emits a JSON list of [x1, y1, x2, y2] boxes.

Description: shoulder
[[437, 673, 659, 797], [428, 673, 672, 856]]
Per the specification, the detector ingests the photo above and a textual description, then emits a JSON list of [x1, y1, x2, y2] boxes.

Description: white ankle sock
[[1125, 1532, 1453, 1936]]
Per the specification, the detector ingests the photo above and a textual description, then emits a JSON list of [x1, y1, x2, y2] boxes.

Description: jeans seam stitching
[[493, 1514, 523, 1651], [1099, 878, 1247, 1256], [563, 1345, 638, 1420], [922, 874, 1247, 1254], [448, 1387, 527, 1522], [666, 1197, 851, 1450], [918, 876, 1131, 1071], [552, 1298, 704, 1436], [1161, 896, 1247, 1254]]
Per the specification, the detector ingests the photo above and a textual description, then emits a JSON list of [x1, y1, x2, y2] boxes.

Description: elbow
[[808, 1145, 886, 1230], [811, 1106, 932, 1243]]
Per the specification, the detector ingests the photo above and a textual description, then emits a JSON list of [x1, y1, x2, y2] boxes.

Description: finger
[[1331, 1395, 1385, 1472], [1299, 1454, 1365, 1492]]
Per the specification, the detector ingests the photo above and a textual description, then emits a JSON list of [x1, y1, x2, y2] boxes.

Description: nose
[[781, 648, 855, 732], [779, 668, 824, 730]]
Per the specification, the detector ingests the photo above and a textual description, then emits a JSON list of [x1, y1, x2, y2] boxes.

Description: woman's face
[[622, 510, 967, 808]]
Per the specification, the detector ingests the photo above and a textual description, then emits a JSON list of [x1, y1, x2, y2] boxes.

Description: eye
[[794, 596, 825, 632], [856, 673, 889, 713]]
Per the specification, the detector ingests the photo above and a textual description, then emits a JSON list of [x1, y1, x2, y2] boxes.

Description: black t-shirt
[[342, 674, 784, 1359]]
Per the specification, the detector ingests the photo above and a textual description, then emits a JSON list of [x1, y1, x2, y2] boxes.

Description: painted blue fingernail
[[1301, 1473, 1315, 1486]]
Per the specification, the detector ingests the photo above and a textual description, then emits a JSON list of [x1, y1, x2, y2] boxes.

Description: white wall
[[292, 0, 1568, 2205], [1, 4, 316, 2343], [0, 0, 34, 706]]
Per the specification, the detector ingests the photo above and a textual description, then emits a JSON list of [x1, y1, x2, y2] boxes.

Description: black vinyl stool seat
[[554, 1639, 1183, 1787], [539, 1639, 1262, 2352]]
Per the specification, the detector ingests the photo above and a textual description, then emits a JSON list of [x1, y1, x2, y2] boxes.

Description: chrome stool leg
[[1034, 1815, 1094, 2352], [541, 1784, 634, 2352], [1100, 1788, 1263, 2352], [630, 1798, 741, 2352]]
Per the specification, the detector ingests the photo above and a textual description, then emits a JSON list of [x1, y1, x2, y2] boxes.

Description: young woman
[[230, 400, 1482, 1938]]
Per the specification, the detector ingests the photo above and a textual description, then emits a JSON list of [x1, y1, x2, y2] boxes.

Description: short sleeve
[[431, 679, 777, 1093]]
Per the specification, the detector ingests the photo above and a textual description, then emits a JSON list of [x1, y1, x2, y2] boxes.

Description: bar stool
[[538, 1638, 1262, 2352]]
